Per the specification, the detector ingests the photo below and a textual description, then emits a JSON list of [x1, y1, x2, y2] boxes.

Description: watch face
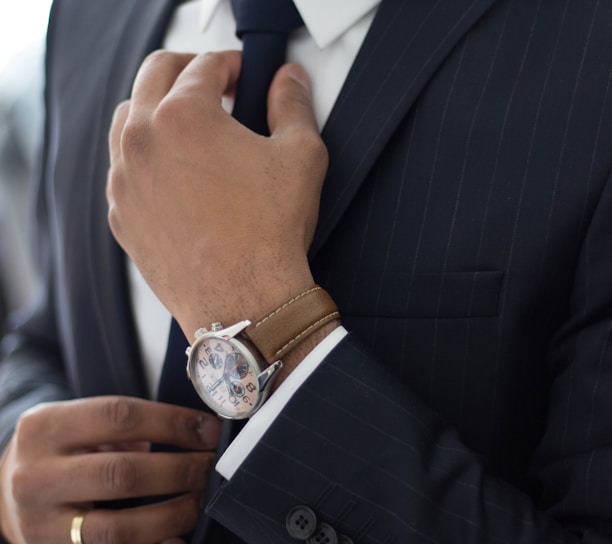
[[188, 335, 262, 419]]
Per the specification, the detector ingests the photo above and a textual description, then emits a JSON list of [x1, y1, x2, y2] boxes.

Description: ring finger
[[65, 494, 201, 544], [38, 451, 214, 504]]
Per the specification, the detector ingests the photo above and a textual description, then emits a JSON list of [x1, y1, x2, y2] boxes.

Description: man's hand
[[106, 50, 329, 340], [0, 397, 221, 543]]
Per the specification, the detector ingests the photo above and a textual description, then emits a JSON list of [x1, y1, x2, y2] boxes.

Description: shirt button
[[307, 522, 338, 544], [286, 505, 317, 540]]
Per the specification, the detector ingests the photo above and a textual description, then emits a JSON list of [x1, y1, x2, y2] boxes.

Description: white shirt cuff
[[216, 325, 348, 480]]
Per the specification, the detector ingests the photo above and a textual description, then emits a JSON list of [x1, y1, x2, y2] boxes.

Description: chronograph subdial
[[225, 351, 249, 380]]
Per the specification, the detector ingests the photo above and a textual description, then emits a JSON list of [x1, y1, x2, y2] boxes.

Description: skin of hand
[[106, 50, 329, 345], [0, 396, 221, 544]]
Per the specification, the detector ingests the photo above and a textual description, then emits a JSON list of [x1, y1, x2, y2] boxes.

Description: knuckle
[[103, 397, 140, 433], [106, 202, 122, 239], [14, 402, 54, 443], [100, 455, 140, 494], [153, 95, 187, 128], [201, 50, 224, 69], [120, 117, 150, 160], [106, 172, 125, 237], [10, 465, 36, 504], [170, 412, 194, 440], [144, 49, 175, 68], [112, 100, 130, 123], [14, 413, 37, 445]]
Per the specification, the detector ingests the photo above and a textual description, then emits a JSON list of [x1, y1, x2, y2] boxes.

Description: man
[[2, 0, 612, 542]]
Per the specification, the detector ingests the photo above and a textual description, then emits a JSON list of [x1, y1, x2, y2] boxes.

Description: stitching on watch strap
[[246, 285, 340, 362], [253, 286, 323, 328], [273, 310, 341, 357]]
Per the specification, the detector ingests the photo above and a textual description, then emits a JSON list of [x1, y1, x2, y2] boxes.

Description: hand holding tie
[[107, 50, 328, 344]]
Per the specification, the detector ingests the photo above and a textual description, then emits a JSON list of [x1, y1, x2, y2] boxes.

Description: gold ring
[[70, 512, 87, 544]]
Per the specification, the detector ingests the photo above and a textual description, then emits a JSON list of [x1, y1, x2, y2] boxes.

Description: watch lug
[[257, 360, 283, 393], [222, 320, 252, 339]]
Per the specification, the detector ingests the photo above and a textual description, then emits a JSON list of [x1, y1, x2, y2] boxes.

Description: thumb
[[267, 63, 319, 137]]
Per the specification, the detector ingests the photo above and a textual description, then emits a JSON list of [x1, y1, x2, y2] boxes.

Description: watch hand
[[208, 376, 225, 392], [223, 373, 234, 395]]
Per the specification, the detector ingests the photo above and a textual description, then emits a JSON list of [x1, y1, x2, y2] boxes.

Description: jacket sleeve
[[0, 224, 72, 453], [205, 174, 612, 543], [0, 60, 72, 454]]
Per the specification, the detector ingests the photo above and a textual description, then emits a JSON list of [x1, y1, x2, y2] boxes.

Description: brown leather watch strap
[[244, 286, 340, 363]]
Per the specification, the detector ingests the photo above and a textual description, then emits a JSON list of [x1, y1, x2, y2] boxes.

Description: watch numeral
[[246, 383, 256, 393]]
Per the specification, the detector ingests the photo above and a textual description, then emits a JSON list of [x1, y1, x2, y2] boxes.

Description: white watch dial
[[189, 335, 261, 419]]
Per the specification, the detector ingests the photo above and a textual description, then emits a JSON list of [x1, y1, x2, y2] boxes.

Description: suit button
[[338, 536, 354, 544], [286, 505, 317, 540], [307, 522, 338, 544]]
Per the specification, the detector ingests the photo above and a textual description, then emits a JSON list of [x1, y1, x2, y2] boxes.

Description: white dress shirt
[[127, 0, 379, 479]]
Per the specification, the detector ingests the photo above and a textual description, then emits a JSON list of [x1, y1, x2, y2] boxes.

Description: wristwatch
[[185, 286, 339, 419]]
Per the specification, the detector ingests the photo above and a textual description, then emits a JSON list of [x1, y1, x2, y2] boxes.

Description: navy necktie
[[157, 0, 304, 407], [231, 0, 305, 135]]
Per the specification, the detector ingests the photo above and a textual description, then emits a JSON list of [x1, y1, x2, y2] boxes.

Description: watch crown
[[211, 322, 224, 332], [194, 327, 208, 338], [185, 346, 191, 356]]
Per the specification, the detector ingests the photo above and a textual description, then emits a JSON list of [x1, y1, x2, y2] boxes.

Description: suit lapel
[[84, 0, 180, 393], [310, 0, 500, 257], [49, 0, 178, 394]]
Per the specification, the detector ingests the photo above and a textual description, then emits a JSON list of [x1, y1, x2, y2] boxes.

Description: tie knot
[[231, 0, 304, 37]]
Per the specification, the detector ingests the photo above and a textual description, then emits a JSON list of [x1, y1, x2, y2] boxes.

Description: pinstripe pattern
[[212, 0, 612, 541], [7, 0, 612, 542]]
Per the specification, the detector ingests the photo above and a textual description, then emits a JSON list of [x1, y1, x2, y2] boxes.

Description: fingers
[[16, 495, 200, 544], [35, 451, 213, 504], [109, 51, 187, 173], [55, 494, 200, 544], [109, 50, 239, 168], [18, 397, 221, 453], [131, 51, 197, 111], [267, 63, 319, 137], [87, 495, 201, 544], [167, 50, 242, 105]]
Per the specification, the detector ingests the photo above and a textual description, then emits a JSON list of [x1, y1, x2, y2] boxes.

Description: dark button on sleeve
[[307, 522, 338, 544], [286, 505, 317, 540]]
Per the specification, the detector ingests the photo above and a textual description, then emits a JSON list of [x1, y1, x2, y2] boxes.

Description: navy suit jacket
[[2, 0, 612, 542]]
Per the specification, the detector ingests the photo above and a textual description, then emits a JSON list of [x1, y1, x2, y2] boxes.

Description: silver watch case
[[185, 320, 282, 419]]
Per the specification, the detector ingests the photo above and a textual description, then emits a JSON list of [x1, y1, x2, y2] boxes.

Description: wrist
[[180, 262, 316, 343], [184, 285, 340, 419]]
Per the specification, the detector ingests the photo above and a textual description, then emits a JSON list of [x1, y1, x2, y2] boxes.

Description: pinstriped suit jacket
[[2, 0, 612, 542]]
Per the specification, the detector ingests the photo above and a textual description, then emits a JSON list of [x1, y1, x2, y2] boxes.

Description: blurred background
[[0, 0, 53, 334]]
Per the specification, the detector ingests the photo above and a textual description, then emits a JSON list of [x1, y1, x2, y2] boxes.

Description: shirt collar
[[199, 0, 380, 49]]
